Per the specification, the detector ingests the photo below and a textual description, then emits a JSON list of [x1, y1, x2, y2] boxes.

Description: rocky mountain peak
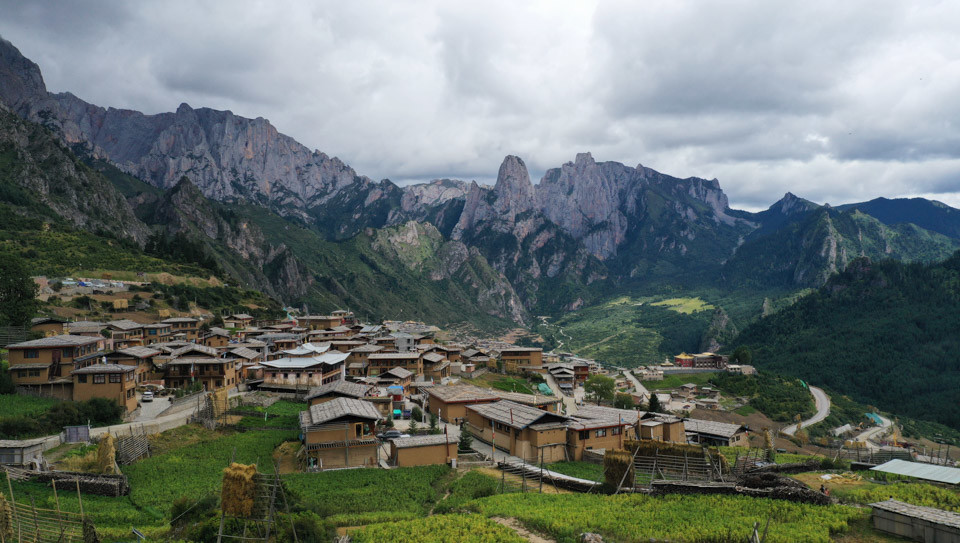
[[0, 37, 48, 115], [493, 155, 535, 214]]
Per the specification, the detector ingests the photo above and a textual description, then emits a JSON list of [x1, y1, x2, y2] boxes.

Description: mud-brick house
[[161, 317, 200, 341], [6, 335, 106, 398], [104, 346, 161, 384], [567, 405, 645, 460], [425, 385, 500, 423], [389, 434, 457, 467], [465, 400, 570, 462], [71, 363, 137, 413], [299, 398, 382, 470]]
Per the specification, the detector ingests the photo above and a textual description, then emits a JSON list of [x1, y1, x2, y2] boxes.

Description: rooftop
[[368, 352, 421, 360], [161, 317, 199, 324], [262, 352, 349, 369], [384, 367, 414, 379], [426, 385, 500, 403], [350, 344, 384, 353], [106, 319, 143, 331], [869, 499, 960, 528], [115, 346, 161, 358], [391, 434, 454, 449], [303, 397, 382, 426], [871, 459, 960, 485], [682, 418, 746, 439], [170, 344, 219, 358], [229, 347, 261, 360], [8, 335, 102, 348], [72, 364, 135, 375], [306, 380, 372, 400], [467, 400, 568, 430]]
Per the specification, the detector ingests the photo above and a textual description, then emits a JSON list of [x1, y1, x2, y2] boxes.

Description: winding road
[[782, 385, 831, 436], [853, 414, 893, 450]]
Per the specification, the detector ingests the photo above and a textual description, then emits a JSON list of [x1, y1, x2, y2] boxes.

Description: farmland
[[350, 514, 526, 543], [0, 393, 59, 418], [468, 493, 865, 543]]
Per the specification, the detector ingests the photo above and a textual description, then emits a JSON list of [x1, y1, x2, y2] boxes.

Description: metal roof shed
[[0, 438, 46, 466], [871, 459, 960, 485]]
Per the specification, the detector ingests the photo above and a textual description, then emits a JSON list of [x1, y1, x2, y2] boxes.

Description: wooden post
[[75, 477, 84, 518], [5, 469, 19, 531], [52, 479, 63, 534]]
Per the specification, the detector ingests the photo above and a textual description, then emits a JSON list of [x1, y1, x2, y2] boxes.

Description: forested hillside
[[734, 255, 960, 429]]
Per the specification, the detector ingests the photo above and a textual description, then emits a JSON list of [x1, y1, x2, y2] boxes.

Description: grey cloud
[[1, 0, 960, 210]]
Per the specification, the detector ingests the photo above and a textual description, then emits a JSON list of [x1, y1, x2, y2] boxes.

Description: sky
[[2, 0, 960, 211]]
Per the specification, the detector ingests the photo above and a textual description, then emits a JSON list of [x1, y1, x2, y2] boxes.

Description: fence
[[115, 425, 150, 465]]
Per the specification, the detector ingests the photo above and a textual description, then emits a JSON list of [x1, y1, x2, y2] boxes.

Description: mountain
[[746, 192, 820, 238], [734, 255, 960, 429], [838, 197, 960, 240], [721, 206, 960, 288]]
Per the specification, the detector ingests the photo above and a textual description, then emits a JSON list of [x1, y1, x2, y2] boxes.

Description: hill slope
[[733, 255, 960, 429]]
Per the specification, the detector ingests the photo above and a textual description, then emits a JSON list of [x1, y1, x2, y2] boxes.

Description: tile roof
[[8, 335, 102, 348], [426, 385, 500, 403], [66, 321, 105, 333], [142, 323, 172, 329], [282, 343, 331, 356], [228, 313, 255, 320], [229, 347, 261, 360], [682, 418, 746, 439], [306, 380, 372, 401], [262, 352, 349, 369], [391, 434, 454, 449], [384, 367, 413, 379], [422, 352, 446, 363], [162, 317, 199, 323], [166, 357, 236, 366], [303, 397, 382, 426], [495, 391, 561, 406], [115, 346, 161, 358], [467, 400, 569, 430], [350, 344, 384, 353], [72, 364, 135, 374], [170, 344, 219, 358], [106, 319, 144, 331], [368, 352, 421, 360]]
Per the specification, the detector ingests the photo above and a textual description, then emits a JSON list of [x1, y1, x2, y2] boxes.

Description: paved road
[[853, 414, 893, 450], [782, 386, 830, 436], [623, 370, 650, 404]]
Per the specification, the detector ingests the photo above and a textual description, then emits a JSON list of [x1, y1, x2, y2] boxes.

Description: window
[[93, 375, 105, 384], [612, 426, 622, 436], [62, 348, 72, 358], [28, 369, 41, 378], [109, 374, 121, 383], [595, 429, 607, 438], [24, 350, 39, 359], [77, 374, 87, 384], [579, 430, 589, 440], [148, 329, 156, 336]]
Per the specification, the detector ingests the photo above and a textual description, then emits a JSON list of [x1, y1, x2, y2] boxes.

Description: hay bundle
[[221, 463, 258, 518], [623, 439, 706, 459], [0, 494, 13, 543], [210, 388, 230, 418], [96, 435, 118, 475], [604, 449, 635, 489]]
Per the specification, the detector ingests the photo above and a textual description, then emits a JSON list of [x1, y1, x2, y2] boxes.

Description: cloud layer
[[2, 0, 959, 210]]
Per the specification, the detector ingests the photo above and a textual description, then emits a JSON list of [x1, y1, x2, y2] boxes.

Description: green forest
[[734, 254, 960, 429]]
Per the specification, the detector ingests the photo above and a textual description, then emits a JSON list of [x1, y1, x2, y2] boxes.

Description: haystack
[[96, 434, 118, 475], [221, 463, 258, 518], [210, 388, 230, 418], [0, 494, 13, 543], [604, 449, 635, 489]]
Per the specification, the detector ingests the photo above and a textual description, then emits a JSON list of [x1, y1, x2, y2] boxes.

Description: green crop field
[[546, 461, 605, 483], [284, 465, 450, 520], [123, 429, 297, 514], [833, 482, 960, 512], [433, 471, 501, 515], [350, 514, 525, 543], [0, 393, 60, 418], [468, 493, 864, 543]]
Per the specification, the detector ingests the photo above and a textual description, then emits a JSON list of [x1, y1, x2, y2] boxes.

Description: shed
[[389, 434, 457, 467], [871, 459, 960, 485], [869, 499, 960, 542], [0, 438, 46, 466]]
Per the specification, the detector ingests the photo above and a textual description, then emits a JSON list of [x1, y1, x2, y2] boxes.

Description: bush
[[411, 406, 423, 422]]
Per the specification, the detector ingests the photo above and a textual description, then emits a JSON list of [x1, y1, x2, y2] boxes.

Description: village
[[1, 288, 959, 542]]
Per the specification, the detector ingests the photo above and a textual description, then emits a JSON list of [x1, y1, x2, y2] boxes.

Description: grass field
[[546, 461, 605, 483], [650, 297, 715, 314]]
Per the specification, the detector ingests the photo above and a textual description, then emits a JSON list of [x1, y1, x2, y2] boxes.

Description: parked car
[[380, 429, 403, 440], [401, 410, 412, 419], [141, 391, 154, 402]]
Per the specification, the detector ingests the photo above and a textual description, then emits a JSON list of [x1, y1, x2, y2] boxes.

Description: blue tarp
[[537, 383, 554, 396], [865, 412, 884, 425]]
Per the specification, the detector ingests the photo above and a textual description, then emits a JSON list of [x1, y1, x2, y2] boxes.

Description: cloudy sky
[[2, 0, 959, 210]]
